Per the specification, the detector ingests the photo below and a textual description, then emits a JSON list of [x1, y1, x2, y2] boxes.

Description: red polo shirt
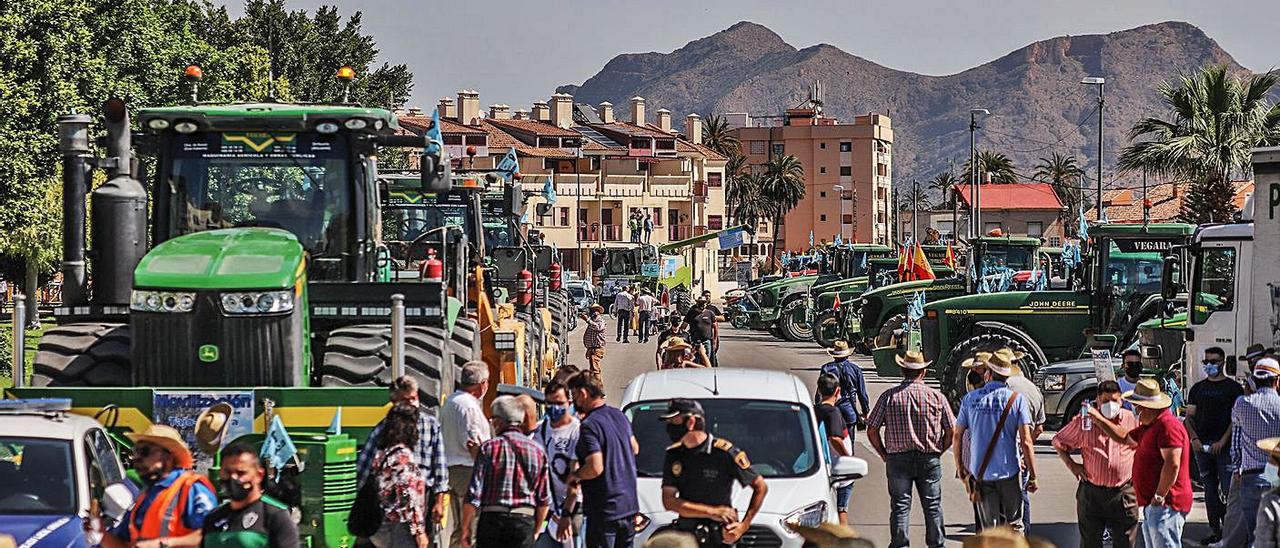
[[1130, 408, 1193, 512]]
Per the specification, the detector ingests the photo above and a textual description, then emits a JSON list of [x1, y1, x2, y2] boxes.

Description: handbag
[[966, 392, 1019, 503], [348, 452, 388, 537]]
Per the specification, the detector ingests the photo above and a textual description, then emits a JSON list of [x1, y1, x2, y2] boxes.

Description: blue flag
[[260, 415, 298, 475], [1078, 208, 1090, 241], [424, 108, 444, 157], [834, 233, 842, 245], [542, 175, 557, 206], [496, 147, 519, 179], [326, 407, 342, 436], [907, 290, 926, 320], [859, 252, 868, 269]]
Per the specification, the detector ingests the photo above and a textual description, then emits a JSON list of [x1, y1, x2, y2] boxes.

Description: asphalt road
[[579, 316, 1213, 547]]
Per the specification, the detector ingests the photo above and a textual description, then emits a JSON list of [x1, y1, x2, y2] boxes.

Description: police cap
[[658, 398, 704, 420]]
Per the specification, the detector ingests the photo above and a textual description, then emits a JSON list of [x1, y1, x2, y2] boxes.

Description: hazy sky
[[224, 0, 1280, 110]]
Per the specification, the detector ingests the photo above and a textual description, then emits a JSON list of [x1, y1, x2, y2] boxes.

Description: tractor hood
[[861, 278, 942, 301], [923, 290, 1087, 314], [812, 276, 868, 295], [135, 228, 305, 290]]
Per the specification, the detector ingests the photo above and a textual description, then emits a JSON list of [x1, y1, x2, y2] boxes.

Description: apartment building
[[397, 91, 732, 292], [731, 109, 893, 251]]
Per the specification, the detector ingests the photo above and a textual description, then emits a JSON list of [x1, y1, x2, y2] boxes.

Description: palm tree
[[1033, 153, 1086, 235], [702, 115, 740, 158], [1118, 65, 1280, 223], [928, 170, 961, 207], [731, 171, 771, 268], [761, 154, 806, 264], [963, 150, 1018, 184]]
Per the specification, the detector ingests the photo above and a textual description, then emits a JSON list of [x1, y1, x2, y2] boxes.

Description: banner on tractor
[[153, 390, 254, 472]]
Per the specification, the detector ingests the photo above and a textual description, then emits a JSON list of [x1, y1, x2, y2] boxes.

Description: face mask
[[546, 403, 568, 423], [1099, 401, 1122, 419], [1125, 364, 1143, 378], [1204, 363, 1221, 378], [665, 421, 688, 442], [1266, 463, 1280, 488], [220, 478, 253, 502]]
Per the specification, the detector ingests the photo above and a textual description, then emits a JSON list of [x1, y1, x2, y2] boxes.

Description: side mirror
[[101, 482, 135, 525], [536, 203, 551, 218], [504, 183, 525, 218], [1159, 298, 1177, 319], [420, 150, 452, 192], [1140, 344, 1162, 361], [1160, 254, 1179, 301], [830, 455, 867, 482]]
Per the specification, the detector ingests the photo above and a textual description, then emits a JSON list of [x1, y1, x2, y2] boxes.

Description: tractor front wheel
[[813, 310, 842, 348], [31, 323, 131, 386], [320, 324, 449, 407], [942, 332, 1040, 405], [777, 298, 812, 342]]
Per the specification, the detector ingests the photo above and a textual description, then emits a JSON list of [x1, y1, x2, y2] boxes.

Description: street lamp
[[833, 184, 846, 242], [1082, 76, 1105, 220], [969, 108, 990, 239]]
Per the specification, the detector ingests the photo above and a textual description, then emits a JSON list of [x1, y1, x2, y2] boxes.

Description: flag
[[260, 415, 298, 476], [907, 290, 926, 320], [834, 233, 842, 245], [832, 293, 842, 311], [896, 245, 909, 281], [809, 230, 814, 248], [542, 175, 557, 207], [859, 252, 868, 270], [1078, 208, 1090, 241], [326, 407, 342, 436], [944, 244, 956, 269], [910, 242, 936, 281], [424, 108, 444, 157], [496, 147, 519, 179]]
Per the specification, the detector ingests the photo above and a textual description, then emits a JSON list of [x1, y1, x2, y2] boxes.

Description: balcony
[[578, 224, 623, 242], [669, 224, 693, 241]]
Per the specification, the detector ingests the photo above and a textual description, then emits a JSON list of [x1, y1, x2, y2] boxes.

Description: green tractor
[[811, 257, 906, 348], [741, 244, 892, 341], [922, 223, 1195, 400]]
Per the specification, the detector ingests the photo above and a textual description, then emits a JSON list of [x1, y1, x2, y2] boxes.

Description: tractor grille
[[132, 293, 302, 386], [737, 526, 783, 548], [322, 460, 359, 513]]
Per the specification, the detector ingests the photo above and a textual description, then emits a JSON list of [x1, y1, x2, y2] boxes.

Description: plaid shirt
[[1231, 387, 1280, 472], [356, 408, 449, 494], [866, 379, 955, 455], [583, 314, 607, 349], [467, 428, 552, 508]]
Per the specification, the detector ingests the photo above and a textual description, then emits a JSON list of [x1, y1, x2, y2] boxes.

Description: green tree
[[761, 154, 806, 262], [730, 171, 770, 268], [1118, 65, 1280, 224], [963, 150, 1018, 184], [701, 114, 739, 157], [1033, 152, 1086, 236], [928, 170, 960, 207]]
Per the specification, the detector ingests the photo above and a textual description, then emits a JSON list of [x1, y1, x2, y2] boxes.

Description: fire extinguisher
[[517, 269, 534, 306], [420, 248, 443, 282]]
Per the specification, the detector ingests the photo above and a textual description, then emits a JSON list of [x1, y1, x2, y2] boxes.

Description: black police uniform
[[661, 433, 760, 547]]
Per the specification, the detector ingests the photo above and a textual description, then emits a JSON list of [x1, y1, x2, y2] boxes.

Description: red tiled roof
[[397, 115, 486, 135], [591, 122, 675, 140], [1089, 180, 1252, 222], [478, 120, 576, 159], [683, 141, 727, 161], [487, 118, 581, 138], [953, 183, 1064, 210]]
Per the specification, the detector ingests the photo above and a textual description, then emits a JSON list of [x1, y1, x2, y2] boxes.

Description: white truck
[[1170, 147, 1280, 386]]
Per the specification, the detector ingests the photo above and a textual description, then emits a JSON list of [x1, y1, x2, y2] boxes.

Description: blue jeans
[[835, 483, 852, 512], [1021, 469, 1032, 533], [1194, 450, 1233, 532], [1217, 470, 1272, 547], [584, 516, 634, 548], [886, 451, 944, 548], [1141, 504, 1185, 548]]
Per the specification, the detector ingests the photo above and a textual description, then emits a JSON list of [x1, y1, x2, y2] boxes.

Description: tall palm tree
[[702, 115, 740, 158], [928, 171, 960, 206], [963, 150, 1018, 184], [761, 154, 806, 261], [731, 171, 771, 268], [1033, 153, 1086, 235], [1118, 65, 1280, 223]]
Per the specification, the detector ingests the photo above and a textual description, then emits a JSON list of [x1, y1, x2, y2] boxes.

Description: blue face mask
[[1204, 362, 1221, 378], [546, 403, 569, 423]]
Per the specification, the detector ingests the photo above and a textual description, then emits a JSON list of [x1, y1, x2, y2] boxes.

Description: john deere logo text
[[198, 344, 220, 363], [221, 132, 296, 153]]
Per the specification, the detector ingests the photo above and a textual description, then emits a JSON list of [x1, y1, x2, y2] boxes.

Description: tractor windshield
[[979, 245, 1035, 272], [166, 132, 352, 274], [383, 203, 469, 242], [1102, 241, 1166, 297]]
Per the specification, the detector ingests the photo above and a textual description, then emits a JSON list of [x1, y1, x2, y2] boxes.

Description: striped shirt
[[1230, 387, 1280, 473], [582, 314, 607, 349], [1052, 408, 1137, 488], [866, 379, 955, 455]]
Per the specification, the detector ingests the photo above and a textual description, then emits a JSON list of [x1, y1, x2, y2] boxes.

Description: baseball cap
[[658, 398, 704, 420], [1255, 357, 1280, 380]]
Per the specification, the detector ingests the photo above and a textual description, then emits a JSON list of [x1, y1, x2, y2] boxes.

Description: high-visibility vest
[[128, 471, 214, 541]]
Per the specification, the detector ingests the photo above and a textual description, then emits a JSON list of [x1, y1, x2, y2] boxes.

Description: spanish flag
[[897, 245, 910, 281], [943, 244, 956, 269], [910, 242, 936, 281]]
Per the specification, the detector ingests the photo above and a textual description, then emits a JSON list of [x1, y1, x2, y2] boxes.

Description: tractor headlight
[[173, 120, 199, 134], [781, 500, 828, 533], [343, 118, 368, 130], [130, 290, 196, 313], [316, 121, 340, 134], [220, 290, 294, 314], [147, 118, 171, 131]]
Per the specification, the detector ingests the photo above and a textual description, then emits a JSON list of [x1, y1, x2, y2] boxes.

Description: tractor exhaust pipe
[[390, 294, 405, 380], [11, 293, 25, 387], [90, 99, 148, 305], [58, 114, 92, 307]]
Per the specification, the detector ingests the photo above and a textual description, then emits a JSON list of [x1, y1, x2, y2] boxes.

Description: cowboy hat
[[1122, 378, 1173, 409], [785, 522, 877, 548], [1244, 343, 1273, 361], [126, 424, 194, 468], [1257, 437, 1280, 455], [984, 351, 1016, 377], [589, 304, 605, 313], [962, 352, 993, 370], [828, 340, 854, 359], [993, 348, 1028, 376], [895, 350, 932, 370], [661, 336, 692, 352], [194, 402, 234, 454]]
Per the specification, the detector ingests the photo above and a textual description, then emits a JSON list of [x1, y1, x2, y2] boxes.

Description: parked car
[[621, 368, 867, 547], [1035, 345, 1178, 430], [565, 279, 596, 313]]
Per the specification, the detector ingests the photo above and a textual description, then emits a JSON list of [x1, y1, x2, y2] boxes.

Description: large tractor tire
[[320, 324, 450, 408], [873, 313, 908, 350], [812, 310, 842, 349], [449, 317, 480, 387], [31, 323, 131, 386], [776, 298, 812, 342], [547, 290, 572, 360], [941, 332, 1041, 405]]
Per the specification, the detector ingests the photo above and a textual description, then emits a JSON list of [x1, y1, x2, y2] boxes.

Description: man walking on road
[[815, 373, 853, 525], [442, 362, 493, 548], [821, 341, 870, 441], [533, 377, 582, 547], [1184, 346, 1243, 544], [1214, 357, 1280, 548], [1090, 378, 1192, 548], [613, 287, 634, 343], [581, 305, 608, 378], [565, 372, 640, 548], [1052, 380, 1138, 548], [636, 289, 658, 343], [953, 351, 1037, 532], [685, 298, 719, 368], [867, 350, 954, 548]]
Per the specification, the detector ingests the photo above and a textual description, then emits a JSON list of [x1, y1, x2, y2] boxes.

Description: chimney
[[437, 97, 456, 120], [630, 96, 646, 126], [550, 93, 574, 129], [514, 109, 529, 120], [489, 104, 511, 120], [600, 102, 614, 124], [457, 90, 480, 126], [685, 114, 702, 144], [408, 105, 423, 117], [655, 108, 672, 133], [531, 101, 550, 122]]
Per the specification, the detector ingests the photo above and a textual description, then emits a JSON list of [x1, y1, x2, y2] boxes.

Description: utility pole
[[911, 179, 920, 243], [968, 109, 989, 239], [575, 150, 582, 275], [1083, 77, 1106, 218], [891, 188, 899, 244]]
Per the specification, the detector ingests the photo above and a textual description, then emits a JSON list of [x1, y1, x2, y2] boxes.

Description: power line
[[980, 106, 1101, 155]]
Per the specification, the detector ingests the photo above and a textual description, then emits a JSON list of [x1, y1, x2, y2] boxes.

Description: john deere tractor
[[922, 223, 1194, 400], [739, 244, 891, 341], [811, 257, 904, 348]]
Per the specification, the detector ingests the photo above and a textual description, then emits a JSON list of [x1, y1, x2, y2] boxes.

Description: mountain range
[[557, 21, 1247, 190]]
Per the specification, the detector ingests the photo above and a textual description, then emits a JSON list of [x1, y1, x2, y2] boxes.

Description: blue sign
[[718, 227, 744, 249], [641, 263, 660, 277]]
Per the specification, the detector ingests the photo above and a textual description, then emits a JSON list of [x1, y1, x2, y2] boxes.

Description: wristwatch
[[1151, 493, 1167, 506]]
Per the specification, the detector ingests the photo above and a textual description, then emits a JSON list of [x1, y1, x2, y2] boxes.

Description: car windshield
[[626, 399, 818, 478], [568, 286, 588, 299], [0, 438, 76, 514]]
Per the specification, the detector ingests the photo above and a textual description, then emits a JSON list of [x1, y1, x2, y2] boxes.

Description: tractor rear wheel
[[31, 323, 131, 386], [942, 332, 1040, 405], [320, 324, 449, 408], [873, 314, 908, 350], [547, 290, 572, 361], [777, 298, 812, 342], [813, 310, 842, 348], [449, 317, 480, 388]]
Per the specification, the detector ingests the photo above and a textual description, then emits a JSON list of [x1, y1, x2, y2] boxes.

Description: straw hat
[[1244, 343, 1273, 361], [126, 424, 194, 468], [895, 350, 932, 370], [1255, 357, 1280, 380], [1122, 378, 1173, 409], [194, 402, 234, 454], [1256, 437, 1280, 455], [590, 304, 605, 313], [661, 336, 692, 352], [994, 348, 1028, 376], [984, 351, 1016, 377], [962, 352, 993, 370], [785, 522, 876, 548], [828, 340, 854, 359]]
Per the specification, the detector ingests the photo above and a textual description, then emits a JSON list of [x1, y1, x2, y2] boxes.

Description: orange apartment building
[[732, 109, 893, 251]]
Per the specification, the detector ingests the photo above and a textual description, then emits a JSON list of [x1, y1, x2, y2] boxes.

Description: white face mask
[[1100, 401, 1122, 419]]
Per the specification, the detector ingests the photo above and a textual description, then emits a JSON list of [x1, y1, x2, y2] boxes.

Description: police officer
[[660, 399, 768, 547]]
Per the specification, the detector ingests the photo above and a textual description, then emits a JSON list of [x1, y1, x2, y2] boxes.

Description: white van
[[621, 368, 867, 547]]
